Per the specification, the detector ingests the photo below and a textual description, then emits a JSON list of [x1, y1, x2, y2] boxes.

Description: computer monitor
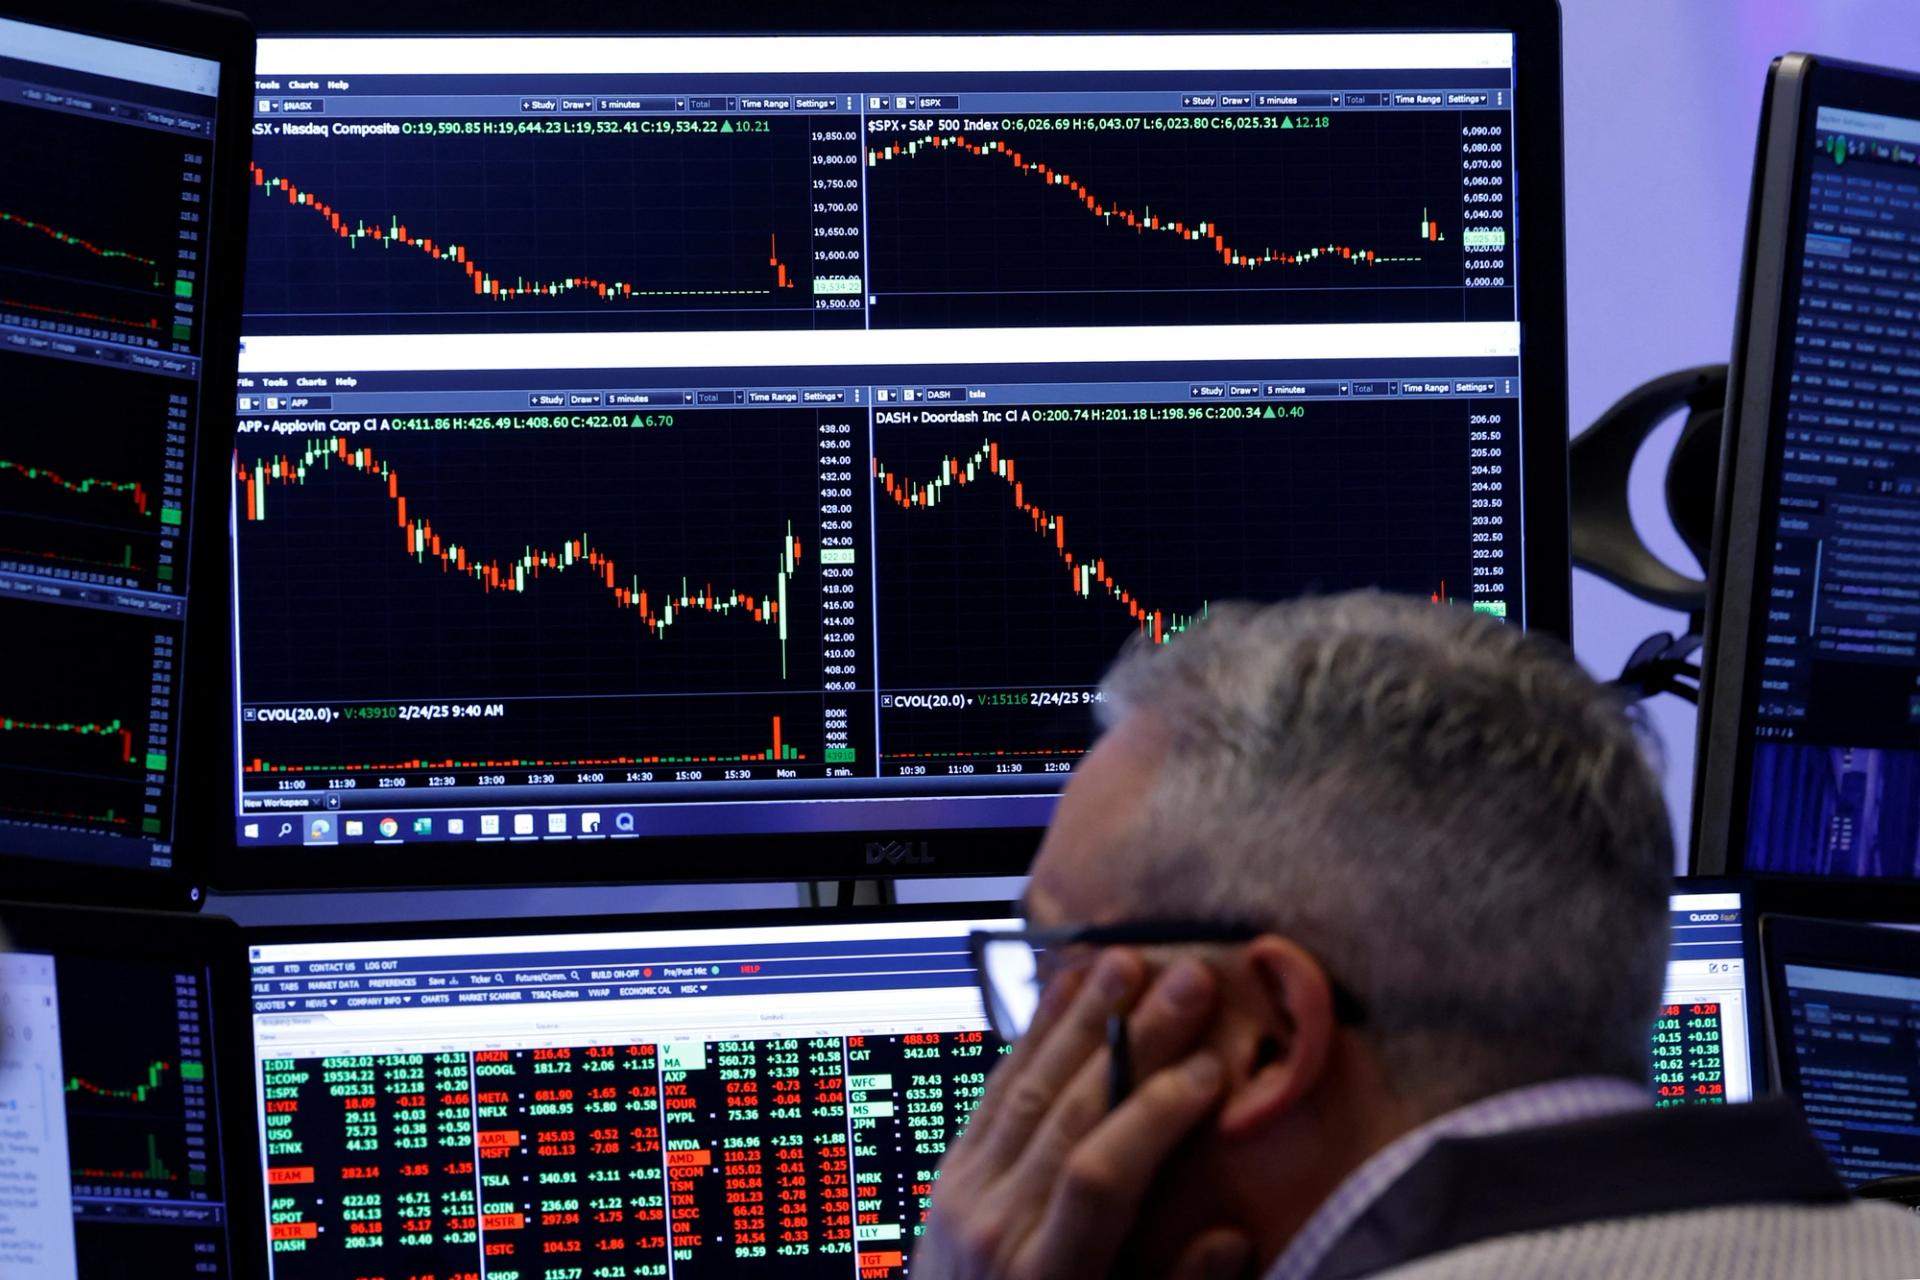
[[243, 907, 1018, 1278], [1661, 884, 1762, 1106], [1696, 54, 1920, 887], [239, 890, 1751, 1277], [0, 902, 265, 1276], [0, 0, 253, 906], [217, 3, 1571, 890], [1762, 913, 1920, 1186]]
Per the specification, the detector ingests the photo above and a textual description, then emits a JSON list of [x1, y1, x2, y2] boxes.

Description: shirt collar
[[1262, 1076, 1652, 1280]]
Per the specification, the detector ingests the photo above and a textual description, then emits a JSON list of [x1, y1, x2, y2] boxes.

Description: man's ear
[[1216, 934, 1337, 1135]]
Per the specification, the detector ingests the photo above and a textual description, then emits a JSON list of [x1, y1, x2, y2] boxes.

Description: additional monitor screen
[[1659, 890, 1756, 1106], [246, 912, 1018, 1277], [243, 892, 1745, 1277], [1779, 961, 1920, 1185], [0, 910, 251, 1276], [0, 16, 224, 882], [225, 29, 1558, 885], [1702, 58, 1920, 879], [1766, 915, 1920, 1187]]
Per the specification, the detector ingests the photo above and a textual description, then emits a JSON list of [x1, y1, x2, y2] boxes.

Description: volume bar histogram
[[245, 715, 804, 775]]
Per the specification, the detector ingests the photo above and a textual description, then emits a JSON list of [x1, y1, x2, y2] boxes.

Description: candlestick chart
[[862, 109, 1503, 329], [241, 116, 856, 335], [0, 96, 202, 349], [0, 349, 197, 591], [872, 397, 1493, 768], [55, 956, 221, 1200], [0, 596, 168, 839], [231, 409, 865, 787]]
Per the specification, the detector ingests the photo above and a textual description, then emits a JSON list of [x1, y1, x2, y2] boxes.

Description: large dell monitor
[[237, 890, 1753, 1277], [218, 2, 1571, 890], [0, 0, 253, 906], [0, 902, 265, 1277], [1696, 54, 1920, 888]]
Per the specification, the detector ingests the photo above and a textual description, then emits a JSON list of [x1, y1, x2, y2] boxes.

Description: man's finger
[[991, 958, 1217, 1212], [1019, 1050, 1227, 1278], [954, 965, 1086, 1148], [963, 949, 1143, 1167]]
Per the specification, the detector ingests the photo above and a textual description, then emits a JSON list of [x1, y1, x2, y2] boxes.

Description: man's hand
[[916, 949, 1252, 1280]]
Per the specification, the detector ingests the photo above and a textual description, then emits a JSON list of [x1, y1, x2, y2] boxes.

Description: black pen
[[1107, 1012, 1132, 1111]]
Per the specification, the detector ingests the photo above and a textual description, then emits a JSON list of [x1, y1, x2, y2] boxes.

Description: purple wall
[[1563, 0, 1920, 860]]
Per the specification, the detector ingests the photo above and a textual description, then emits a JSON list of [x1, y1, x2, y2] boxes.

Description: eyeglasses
[[968, 920, 1369, 1044]]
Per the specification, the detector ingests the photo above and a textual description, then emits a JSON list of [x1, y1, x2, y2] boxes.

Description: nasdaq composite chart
[[55, 954, 239, 1274], [238, 46, 1516, 335], [0, 22, 222, 873], [243, 116, 858, 335]]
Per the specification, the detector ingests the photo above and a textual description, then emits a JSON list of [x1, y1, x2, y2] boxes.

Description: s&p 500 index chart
[[242, 105, 865, 335], [231, 383, 874, 830], [863, 99, 1512, 329]]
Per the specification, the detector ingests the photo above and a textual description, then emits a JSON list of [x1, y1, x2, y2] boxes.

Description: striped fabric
[[1265, 1076, 1651, 1280], [1369, 1200, 1920, 1279]]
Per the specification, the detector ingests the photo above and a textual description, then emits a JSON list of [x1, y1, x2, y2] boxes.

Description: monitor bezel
[[1759, 910, 1920, 1139], [239, 897, 1023, 951], [1694, 54, 1920, 899], [208, 0, 1571, 893], [0, 0, 255, 910], [0, 901, 268, 1276]]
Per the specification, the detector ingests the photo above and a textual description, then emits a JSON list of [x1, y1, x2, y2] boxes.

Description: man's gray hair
[[1096, 592, 1673, 1104]]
